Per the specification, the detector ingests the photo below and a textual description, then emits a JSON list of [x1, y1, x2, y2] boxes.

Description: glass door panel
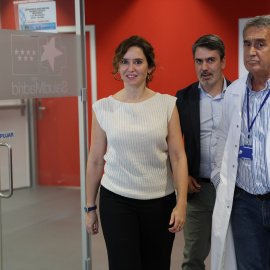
[[0, 96, 82, 270], [0, 22, 94, 270]]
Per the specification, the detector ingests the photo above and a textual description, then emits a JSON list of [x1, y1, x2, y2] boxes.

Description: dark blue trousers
[[231, 187, 270, 270]]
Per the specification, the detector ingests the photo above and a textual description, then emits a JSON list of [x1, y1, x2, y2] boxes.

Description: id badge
[[238, 145, 253, 160]]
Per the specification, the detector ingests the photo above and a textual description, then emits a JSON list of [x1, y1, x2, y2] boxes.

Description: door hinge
[[81, 88, 87, 102]]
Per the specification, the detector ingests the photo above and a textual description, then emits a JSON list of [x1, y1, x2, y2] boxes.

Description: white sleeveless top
[[93, 93, 176, 200]]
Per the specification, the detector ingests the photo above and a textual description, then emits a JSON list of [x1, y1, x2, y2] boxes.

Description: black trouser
[[99, 186, 176, 270]]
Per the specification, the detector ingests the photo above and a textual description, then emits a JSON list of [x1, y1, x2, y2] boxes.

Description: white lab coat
[[211, 74, 270, 269], [210, 75, 247, 270]]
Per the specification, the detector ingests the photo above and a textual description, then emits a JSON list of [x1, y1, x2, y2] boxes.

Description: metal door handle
[[38, 99, 47, 120], [0, 142, 13, 198]]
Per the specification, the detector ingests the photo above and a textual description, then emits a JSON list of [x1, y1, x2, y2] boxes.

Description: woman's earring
[[147, 72, 153, 82], [113, 72, 122, 81]]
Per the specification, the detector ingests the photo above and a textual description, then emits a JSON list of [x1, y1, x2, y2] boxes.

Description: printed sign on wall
[[13, 0, 57, 32]]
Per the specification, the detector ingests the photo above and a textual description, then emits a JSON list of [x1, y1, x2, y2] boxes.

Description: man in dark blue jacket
[[175, 34, 231, 270]]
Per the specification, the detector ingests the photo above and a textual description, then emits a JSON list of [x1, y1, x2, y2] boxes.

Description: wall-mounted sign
[[0, 29, 83, 99], [13, 0, 57, 32], [0, 131, 14, 139]]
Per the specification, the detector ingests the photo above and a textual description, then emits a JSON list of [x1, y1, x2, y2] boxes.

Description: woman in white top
[[85, 35, 188, 270]]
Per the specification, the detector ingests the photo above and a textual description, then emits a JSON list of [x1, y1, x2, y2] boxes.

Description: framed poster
[[13, 0, 57, 33]]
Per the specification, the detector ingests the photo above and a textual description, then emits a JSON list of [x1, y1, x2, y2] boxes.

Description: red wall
[[2, 0, 270, 102], [1, 0, 269, 186], [84, 0, 270, 99], [83, 0, 269, 141]]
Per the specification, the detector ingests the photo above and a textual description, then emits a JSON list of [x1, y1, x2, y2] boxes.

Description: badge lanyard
[[246, 86, 270, 145]]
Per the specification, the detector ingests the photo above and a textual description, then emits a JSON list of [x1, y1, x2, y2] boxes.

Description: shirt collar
[[245, 72, 270, 92]]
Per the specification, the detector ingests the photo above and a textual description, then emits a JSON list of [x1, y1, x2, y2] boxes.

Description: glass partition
[[0, 27, 86, 270]]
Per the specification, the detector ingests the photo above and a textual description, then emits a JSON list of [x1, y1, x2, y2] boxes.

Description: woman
[[85, 35, 188, 270]]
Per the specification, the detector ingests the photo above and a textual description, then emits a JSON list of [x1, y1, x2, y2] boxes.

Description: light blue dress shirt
[[236, 73, 270, 195], [199, 78, 227, 179]]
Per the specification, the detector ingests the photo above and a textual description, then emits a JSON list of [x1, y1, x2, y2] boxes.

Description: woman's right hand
[[85, 211, 99, 235]]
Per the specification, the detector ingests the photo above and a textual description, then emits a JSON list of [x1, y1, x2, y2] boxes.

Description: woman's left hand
[[168, 204, 186, 233]]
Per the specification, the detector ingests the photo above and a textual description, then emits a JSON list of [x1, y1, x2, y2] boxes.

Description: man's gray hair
[[243, 15, 270, 38]]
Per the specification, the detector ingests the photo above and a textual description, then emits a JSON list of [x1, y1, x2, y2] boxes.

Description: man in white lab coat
[[211, 15, 270, 270]]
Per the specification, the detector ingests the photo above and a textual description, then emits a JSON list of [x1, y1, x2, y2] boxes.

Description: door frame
[[61, 1, 97, 267], [56, 24, 97, 270], [27, 3, 97, 268], [30, 23, 97, 269]]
